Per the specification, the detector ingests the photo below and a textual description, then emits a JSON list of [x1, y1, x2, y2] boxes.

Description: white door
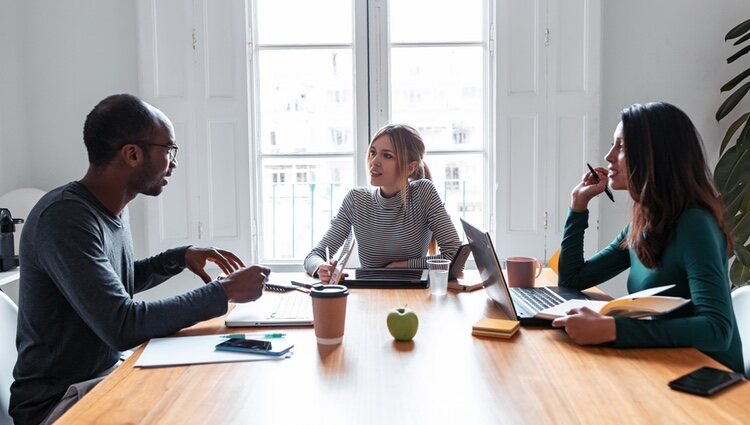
[[495, 0, 600, 263], [137, 0, 253, 259]]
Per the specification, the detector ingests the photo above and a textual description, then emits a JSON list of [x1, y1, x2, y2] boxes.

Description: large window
[[251, 0, 489, 263]]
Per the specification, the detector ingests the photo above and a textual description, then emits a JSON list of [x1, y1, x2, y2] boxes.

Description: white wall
[[3, 0, 750, 301], [0, 0, 143, 302], [0, 0, 29, 195], [596, 0, 750, 296]]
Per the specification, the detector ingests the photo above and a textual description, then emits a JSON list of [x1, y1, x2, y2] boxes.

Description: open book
[[537, 284, 690, 320]]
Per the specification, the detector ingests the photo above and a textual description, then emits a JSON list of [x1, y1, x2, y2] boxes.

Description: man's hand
[[385, 260, 408, 268], [220, 265, 270, 303], [185, 246, 245, 283], [551, 306, 616, 345]]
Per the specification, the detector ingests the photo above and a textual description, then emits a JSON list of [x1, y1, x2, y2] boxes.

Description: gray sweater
[[9, 182, 228, 425]]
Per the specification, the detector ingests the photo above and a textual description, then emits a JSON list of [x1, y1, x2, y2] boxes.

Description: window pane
[[258, 49, 354, 154], [260, 157, 354, 260], [391, 46, 484, 151], [390, 0, 483, 43], [424, 153, 484, 241], [256, 0, 352, 45]]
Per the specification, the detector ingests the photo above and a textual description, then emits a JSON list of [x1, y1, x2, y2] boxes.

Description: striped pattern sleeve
[[406, 180, 461, 269], [303, 189, 356, 275]]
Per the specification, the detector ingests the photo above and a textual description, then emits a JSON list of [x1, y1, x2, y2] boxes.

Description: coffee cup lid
[[310, 284, 349, 298]]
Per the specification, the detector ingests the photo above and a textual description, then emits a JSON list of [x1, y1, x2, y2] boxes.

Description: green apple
[[387, 307, 419, 341]]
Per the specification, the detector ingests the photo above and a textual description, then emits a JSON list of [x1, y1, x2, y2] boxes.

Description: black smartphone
[[668, 366, 744, 396], [215, 338, 272, 354]]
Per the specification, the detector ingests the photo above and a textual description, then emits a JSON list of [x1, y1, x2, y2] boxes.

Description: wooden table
[[57, 270, 749, 424]]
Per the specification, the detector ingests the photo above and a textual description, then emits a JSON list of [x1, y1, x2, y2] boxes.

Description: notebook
[[224, 291, 313, 327], [460, 218, 590, 326], [340, 268, 429, 288]]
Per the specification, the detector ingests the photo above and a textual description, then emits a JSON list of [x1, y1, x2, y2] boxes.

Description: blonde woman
[[304, 124, 461, 282]]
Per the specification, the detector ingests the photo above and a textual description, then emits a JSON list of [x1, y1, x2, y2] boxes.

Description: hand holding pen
[[586, 163, 615, 202], [316, 246, 338, 283]]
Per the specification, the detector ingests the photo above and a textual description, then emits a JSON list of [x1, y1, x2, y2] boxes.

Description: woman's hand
[[551, 306, 616, 345], [570, 167, 608, 212], [316, 260, 348, 283], [386, 260, 408, 268]]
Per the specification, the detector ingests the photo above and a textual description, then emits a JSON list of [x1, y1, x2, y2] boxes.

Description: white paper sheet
[[134, 334, 289, 368]]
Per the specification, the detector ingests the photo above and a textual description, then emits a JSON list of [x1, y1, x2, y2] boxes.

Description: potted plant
[[715, 18, 750, 287]]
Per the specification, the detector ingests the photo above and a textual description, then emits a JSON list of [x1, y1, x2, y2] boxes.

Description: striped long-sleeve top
[[304, 179, 461, 275]]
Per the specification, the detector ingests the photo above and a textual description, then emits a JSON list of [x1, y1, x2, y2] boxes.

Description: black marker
[[586, 163, 615, 202]]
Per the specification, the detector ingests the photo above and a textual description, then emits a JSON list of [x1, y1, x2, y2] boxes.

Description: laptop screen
[[460, 218, 519, 320]]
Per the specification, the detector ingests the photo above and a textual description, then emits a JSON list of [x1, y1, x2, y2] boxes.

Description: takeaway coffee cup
[[310, 284, 349, 345], [505, 257, 542, 288]]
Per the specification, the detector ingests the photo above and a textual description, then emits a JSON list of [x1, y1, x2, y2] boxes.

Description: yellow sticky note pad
[[472, 318, 520, 339]]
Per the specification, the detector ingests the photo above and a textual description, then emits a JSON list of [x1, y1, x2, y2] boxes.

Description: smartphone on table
[[215, 338, 294, 356], [668, 366, 744, 396]]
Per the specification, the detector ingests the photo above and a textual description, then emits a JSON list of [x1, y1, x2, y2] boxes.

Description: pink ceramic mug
[[505, 257, 543, 288]]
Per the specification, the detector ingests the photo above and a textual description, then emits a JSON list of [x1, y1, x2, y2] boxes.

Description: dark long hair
[[622, 102, 732, 268]]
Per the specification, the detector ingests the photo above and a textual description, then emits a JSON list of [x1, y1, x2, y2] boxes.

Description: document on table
[[134, 334, 290, 368]]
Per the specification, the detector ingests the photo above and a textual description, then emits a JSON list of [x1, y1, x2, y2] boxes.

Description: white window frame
[[248, 0, 495, 268]]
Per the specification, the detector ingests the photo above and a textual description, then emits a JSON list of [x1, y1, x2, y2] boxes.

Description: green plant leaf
[[739, 116, 750, 148], [716, 81, 750, 121], [719, 112, 750, 153], [734, 243, 750, 265], [714, 145, 750, 193], [727, 19, 750, 41], [729, 258, 750, 287], [727, 44, 750, 64], [735, 32, 750, 46], [722, 179, 747, 218], [740, 183, 750, 214], [721, 69, 750, 93], [731, 209, 750, 246]]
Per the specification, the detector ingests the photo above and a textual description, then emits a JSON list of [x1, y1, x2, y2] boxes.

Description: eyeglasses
[[135, 142, 179, 162]]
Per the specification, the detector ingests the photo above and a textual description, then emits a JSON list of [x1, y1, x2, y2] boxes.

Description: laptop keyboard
[[271, 293, 312, 319], [511, 287, 564, 312]]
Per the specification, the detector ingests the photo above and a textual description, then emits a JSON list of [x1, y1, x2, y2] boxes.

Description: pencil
[[586, 163, 615, 203]]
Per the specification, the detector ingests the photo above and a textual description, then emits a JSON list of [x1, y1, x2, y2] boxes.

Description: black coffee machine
[[0, 208, 24, 271]]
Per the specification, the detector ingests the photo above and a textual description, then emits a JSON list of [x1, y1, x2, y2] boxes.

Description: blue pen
[[221, 332, 286, 339]]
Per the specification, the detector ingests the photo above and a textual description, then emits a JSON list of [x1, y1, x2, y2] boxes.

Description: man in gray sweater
[[9, 94, 268, 425]]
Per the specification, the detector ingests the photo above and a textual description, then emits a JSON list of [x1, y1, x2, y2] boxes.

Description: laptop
[[460, 218, 589, 326], [224, 291, 314, 327]]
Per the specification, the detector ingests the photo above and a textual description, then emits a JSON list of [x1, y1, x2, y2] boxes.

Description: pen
[[586, 163, 615, 203], [326, 246, 330, 264], [291, 280, 319, 289], [221, 333, 286, 339]]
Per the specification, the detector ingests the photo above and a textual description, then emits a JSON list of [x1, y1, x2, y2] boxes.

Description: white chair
[[732, 285, 750, 378], [0, 290, 18, 424], [0, 188, 46, 255]]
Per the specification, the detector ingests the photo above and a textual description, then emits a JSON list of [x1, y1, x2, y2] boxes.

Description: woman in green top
[[552, 102, 744, 373]]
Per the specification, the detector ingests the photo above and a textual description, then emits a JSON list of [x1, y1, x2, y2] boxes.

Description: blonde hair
[[367, 124, 437, 254]]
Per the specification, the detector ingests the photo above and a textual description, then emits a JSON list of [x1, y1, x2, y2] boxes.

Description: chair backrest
[[731, 285, 750, 378], [0, 188, 46, 255], [0, 290, 18, 424], [547, 248, 560, 274]]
